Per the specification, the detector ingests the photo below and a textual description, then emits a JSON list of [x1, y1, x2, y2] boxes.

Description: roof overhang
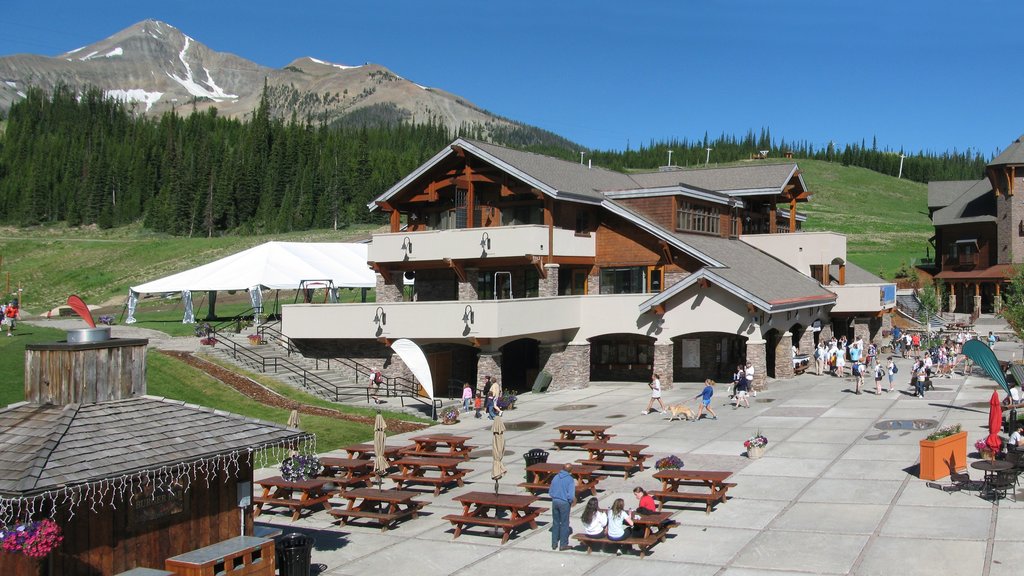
[[602, 185, 741, 207], [639, 268, 835, 314]]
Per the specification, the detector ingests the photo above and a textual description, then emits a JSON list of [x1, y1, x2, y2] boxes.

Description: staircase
[[204, 322, 453, 419], [895, 290, 945, 330]]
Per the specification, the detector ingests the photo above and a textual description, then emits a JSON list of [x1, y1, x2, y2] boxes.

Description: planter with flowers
[[744, 432, 768, 459], [655, 455, 684, 470], [441, 406, 460, 425], [248, 333, 265, 345], [496, 393, 517, 411], [195, 323, 217, 346], [280, 454, 322, 482], [0, 519, 63, 559], [98, 315, 115, 326], [975, 439, 996, 462], [919, 423, 965, 481]]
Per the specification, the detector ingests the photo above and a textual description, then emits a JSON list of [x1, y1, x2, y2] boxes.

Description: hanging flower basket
[[0, 519, 63, 558], [280, 454, 322, 482]]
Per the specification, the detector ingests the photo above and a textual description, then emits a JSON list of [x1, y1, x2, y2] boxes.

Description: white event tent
[[126, 241, 375, 324]]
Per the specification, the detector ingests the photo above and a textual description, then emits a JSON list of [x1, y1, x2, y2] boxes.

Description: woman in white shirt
[[642, 373, 666, 415], [606, 498, 635, 554], [581, 498, 607, 536]]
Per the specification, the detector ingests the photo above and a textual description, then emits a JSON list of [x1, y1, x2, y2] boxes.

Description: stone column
[[542, 343, 590, 391], [818, 323, 833, 344], [995, 294, 1003, 313], [540, 264, 559, 297], [974, 294, 982, 316], [745, 338, 767, 389], [798, 329, 815, 354], [587, 273, 599, 296], [774, 332, 795, 379], [476, 352, 501, 394], [375, 272, 404, 303], [949, 293, 957, 314], [459, 268, 478, 301], [653, 342, 673, 389], [852, 318, 871, 345]]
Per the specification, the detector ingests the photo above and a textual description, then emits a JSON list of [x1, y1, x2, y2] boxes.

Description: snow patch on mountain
[[166, 36, 236, 101], [309, 57, 360, 71], [105, 88, 163, 111], [105, 47, 123, 57]]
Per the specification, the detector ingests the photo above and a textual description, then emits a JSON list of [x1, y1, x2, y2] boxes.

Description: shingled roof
[[931, 179, 995, 227], [989, 135, 1024, 166], [927, 180, 980, 211], [0, 396, 307, 498]]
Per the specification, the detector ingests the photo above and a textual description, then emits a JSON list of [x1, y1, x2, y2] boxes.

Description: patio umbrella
[[986, 391, 1003, 453], [373, 412, 388, 489], [491, 415, 507, 494]]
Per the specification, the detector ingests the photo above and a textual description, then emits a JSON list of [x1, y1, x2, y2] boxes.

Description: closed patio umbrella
[[373, 412, 388, 488], [491, 415, 507, 494], [986, 391, 1003, 453]]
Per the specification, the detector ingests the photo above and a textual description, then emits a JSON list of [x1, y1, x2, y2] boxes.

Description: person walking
[[873, 360, 884, 395], [4, 300, 19, 337], [549, 463, 575, 551], [461, 382, 474, 412], [853, 358, 864, 395], [641, 373, 666, 415], [744, 362, 757, 397], [814, 342, 826, 376], [694, 379, 718, 420], [733, 372, 751, 408], [886, 357, 897, 393]]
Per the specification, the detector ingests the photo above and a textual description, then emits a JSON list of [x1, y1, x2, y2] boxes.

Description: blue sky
[[1, 1, 1020, 157]]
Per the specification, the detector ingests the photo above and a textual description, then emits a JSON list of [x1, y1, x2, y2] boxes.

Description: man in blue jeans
[[549, 463, 574, 550]]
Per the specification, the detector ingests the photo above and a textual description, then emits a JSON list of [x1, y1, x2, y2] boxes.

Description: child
[[733, 373, 750, 409], [641, 373, 666, 415], [474, 393, 483, 419], [694, 379, 718, 420], [461, 382, 473, 412], [605, 498, 634, 555]]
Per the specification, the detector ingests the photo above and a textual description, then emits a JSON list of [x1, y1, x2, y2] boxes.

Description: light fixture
[[480, 232, 491, 251], [462, 304, 475, 325], [401, 236, 413, 255], [373, 306, 386, 326]]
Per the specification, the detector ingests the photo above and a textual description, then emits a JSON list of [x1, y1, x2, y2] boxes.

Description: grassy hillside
[[796, 159, 932, 277], [0, 223, 380, 315]]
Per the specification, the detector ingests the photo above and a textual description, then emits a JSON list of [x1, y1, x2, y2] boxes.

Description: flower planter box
[[918, 431, 967, 481], [746, 445, 765, 459]]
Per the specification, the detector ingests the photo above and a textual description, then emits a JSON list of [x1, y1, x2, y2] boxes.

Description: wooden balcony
[[368, 225, 595, 265]]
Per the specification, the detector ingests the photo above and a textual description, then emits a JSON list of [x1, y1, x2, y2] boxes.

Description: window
[[676, 201, 719, 235], [575, 210, 590, 234], [524, 268, 539, 298], [559, 268, 588, 295], [501, 204, 542, 225], [477, 271, 494, 300], [596, 339, 653, 365]]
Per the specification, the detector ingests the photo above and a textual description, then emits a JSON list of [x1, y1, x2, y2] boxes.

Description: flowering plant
[[975, 439, 989, 453], [655, 455, 684, 470], [199, 336, 218, 346], [495, 394, 517, 410], [280, 454, 322, 482], [248, 334, 265, 345], [441, 406, 460, 423], [744, 433, 768, 449], [0, 519, 63, 558], [98, 315, 115, 326], [926, 423, 961, 441], [194, 323, 213, 338]]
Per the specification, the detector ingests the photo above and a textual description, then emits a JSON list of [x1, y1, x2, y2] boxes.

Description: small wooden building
[[0, 337, 308, 575]]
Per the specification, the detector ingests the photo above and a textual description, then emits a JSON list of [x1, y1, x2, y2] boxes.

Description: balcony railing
[[369, 225, 595, 264]]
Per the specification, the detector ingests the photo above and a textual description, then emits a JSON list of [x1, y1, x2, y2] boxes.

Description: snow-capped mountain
[[0, 19, 522, 135]]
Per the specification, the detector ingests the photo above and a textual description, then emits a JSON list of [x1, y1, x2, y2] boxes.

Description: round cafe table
[[970, 459, 1013, 498]]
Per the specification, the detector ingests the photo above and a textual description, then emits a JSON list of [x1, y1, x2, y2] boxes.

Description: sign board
[[681, 339, 700, 368]]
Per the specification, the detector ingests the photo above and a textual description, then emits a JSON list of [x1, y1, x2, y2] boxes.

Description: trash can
[[531, 370, 553, 393], [523, 448, 549, 481], [276, 532, 313, 576]]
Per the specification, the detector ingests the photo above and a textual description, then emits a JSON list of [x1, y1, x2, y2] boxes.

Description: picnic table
[[253, 476, 333, 521], [388, 456, 468, 495], [549, 424, 616, 450], [652, 469, 735, 514], [319, 457, 375, 491], [400, 434, 476, 460], [443, 491, 543, 544], [572, 511, 676, 558], [519, 462, 604, 500], [577, 442, 652, 479], [327, 487, 426, 532], [341, 443, 406, 462]]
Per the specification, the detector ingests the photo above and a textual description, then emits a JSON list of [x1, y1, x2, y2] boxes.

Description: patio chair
[[928, 471, 979, 493], [986, 470, 1017, 502]]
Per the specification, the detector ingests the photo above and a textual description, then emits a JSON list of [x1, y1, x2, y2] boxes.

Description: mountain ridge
[[0, 19, 572, 147]]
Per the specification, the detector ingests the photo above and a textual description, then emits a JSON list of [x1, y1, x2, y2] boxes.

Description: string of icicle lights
[[0, 435, 315, 526]]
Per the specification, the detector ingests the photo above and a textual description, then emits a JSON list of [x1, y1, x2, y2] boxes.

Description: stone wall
[[375, 272, 404, 303], [745, 339, 767, 389], [415, 269, 458, 301], [459, 268, 478, 301], [540, 264, 559, 297], [653, 343, 673, 389], [798, 329, 815, 355], [774, 332, 795, 379], [476, 353, 502, 394], [540, 343, 590, 391]]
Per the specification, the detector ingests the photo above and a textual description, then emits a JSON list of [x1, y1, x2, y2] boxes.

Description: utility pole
[[898, 154, 906, 179], [580, 151, 585, 166], [667, 150, 673, 167], [705, 148, 713, 167]]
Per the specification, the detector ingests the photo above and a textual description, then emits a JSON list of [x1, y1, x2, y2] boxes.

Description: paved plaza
[[253, 339, 1024, 576]]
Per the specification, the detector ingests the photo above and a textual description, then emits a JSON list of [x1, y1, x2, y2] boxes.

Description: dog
[[664, 403, 695, 421]]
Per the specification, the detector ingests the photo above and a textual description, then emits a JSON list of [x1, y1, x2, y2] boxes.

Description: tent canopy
[[130, 242, 375, 293], [126, 242, 374, 324]]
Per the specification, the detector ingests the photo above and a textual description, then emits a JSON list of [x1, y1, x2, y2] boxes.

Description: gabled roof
[[0, 396, 306, 498], [989, 135, 1024, 167], [931, 179, 995, 227], [639, 232, 836, 313], [371, 139, 806, 211], [928, 180, 979, 210]]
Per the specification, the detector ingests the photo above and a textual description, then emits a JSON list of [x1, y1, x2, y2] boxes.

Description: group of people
[[0, 299, 19, 336], [461, 374, 503, 420], [549, 463, 658, 552], [641, 365, 758, 419]]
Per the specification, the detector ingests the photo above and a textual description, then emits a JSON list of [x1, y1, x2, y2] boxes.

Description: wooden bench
[[570, 512, 676, 558], [652, 482, 736, 514], [442, 508, 543, 544], [549, 434, 617, 450], [389, 457, 467, 496], [576, 455, 652, 479], [327, 488, 425, 532]]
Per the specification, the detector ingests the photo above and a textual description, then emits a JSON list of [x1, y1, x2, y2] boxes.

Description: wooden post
[[789, 199, 797, 232]]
